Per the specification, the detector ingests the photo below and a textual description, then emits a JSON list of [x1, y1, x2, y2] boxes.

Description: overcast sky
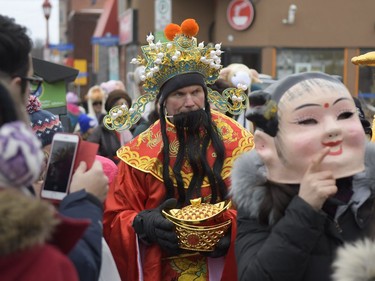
[[0, 0, 59, 44]]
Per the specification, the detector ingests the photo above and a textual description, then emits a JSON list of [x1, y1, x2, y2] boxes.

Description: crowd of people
[[2, 13, 375, 281]]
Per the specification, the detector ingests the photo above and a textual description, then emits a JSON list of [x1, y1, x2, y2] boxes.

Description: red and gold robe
[[103, 110, 254, 281]]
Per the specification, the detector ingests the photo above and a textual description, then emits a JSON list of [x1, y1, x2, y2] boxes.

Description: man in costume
[[103, 19, 254, 281], [231, 71, 375, 281]]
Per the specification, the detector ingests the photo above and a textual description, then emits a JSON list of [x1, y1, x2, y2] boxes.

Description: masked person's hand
[[299, 148, 337, 210], [200, 230, 231, 258], [132, 198, 181, 256]]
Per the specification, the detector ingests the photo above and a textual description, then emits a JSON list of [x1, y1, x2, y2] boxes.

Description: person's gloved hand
[[201, 230, 231, 258], [132, 198, 181, 255]]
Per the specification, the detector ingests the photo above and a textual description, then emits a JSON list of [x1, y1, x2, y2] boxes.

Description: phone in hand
[[41, 133, 80, 201]]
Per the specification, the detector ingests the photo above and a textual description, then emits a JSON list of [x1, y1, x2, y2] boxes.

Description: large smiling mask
[[247, 72, 366, 184]]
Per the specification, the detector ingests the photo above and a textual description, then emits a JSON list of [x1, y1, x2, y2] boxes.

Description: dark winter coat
[[24, 185, 104, 281], [59, 190, 104, 281], [230, 143, 375, 281], [88, 124, 121, 163]]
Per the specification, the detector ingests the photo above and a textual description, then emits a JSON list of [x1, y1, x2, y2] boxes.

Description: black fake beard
[[173, 109, 209, 163], [161, 108, 227, 205], [172, 109, 210, 199], [173, 109, 208, 131]]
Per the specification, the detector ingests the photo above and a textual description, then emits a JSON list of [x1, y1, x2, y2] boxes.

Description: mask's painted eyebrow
[[293, 97, 352, 111], [294, 103, 320, 111], [333, 97, 351, 105]]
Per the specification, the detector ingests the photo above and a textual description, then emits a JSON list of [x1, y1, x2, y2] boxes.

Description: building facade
[[64, 0, 375, 114]]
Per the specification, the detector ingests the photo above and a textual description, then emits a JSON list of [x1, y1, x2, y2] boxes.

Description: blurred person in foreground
[[102, 19, 254, 281], [0, 14, 108, 281], [230, 71, 375, 281], [27, 94, 107, 281], [0, 81, 79, 281]]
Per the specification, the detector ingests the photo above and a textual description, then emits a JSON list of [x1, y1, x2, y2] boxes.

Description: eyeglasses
[[92, 101, 102, 106], [21, 75, 43, 95]]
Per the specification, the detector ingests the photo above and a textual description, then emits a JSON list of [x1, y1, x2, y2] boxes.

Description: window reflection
[[276, 48, 344, 79]]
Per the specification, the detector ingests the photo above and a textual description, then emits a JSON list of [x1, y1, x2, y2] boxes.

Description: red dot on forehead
[[324, 103, 329, 108]]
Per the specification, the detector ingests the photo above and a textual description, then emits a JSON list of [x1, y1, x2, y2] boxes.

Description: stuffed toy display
[[219, 63, 261, 89], [219, 63, 261, 131]]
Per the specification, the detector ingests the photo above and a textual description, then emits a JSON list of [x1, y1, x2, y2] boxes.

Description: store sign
[[119, 9, 137, 45], [73, 59, 88, 86], [91, 36, 119, 46], [155, 0, 171, 31], [108, 46, 119, 80], [227, 0, 255, 31]]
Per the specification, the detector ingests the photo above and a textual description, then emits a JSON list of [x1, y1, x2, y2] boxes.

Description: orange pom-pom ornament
[[181, 19, 199, 37], [164, 23, 181, 41]]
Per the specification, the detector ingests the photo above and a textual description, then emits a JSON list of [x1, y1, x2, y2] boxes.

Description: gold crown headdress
[[103, 19, 249, 131]]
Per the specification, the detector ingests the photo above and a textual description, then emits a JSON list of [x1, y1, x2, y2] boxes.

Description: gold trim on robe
[[117, 110, 254, 188]]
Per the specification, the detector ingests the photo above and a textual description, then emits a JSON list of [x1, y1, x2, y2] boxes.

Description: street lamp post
[[42, 0, 52, 48]]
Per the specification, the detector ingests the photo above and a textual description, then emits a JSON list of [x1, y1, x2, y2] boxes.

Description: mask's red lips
[[322, 140, 342, 147], [322, 140, 343, 155]]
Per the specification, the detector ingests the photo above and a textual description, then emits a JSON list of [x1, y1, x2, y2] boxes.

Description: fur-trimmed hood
[[332, 238, 375, 281], [230, 142, 375, 223], [0, 189, 58, 256]]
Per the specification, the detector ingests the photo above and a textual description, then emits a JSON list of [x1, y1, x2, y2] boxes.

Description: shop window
[[276, 48, 344, 80], [221, 47, 261, 72], [358, 48, 375, 98], [357, 48, 375, 122]]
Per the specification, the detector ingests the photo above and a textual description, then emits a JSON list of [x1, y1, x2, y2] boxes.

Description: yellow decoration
[[351, 51, 375, 66]]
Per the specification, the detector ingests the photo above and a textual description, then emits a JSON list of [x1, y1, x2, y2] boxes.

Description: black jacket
[[88, 124, 121, 163], [59, 190, 104, 281], [230, 143, 375, 281]]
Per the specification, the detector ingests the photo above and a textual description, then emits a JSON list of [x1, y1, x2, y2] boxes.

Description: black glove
[[201, 230, 231, 258], [132, 198, 181, 255]]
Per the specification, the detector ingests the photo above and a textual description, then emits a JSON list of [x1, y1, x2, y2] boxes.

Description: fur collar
[[0, 190, 58, 256], [230, 142, 375, 222], [332, 238, 375, 281]]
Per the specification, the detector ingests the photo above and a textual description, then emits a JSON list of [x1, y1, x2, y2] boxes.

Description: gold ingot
[[162, 198, 232, 251], [162, 198, 231, 224]]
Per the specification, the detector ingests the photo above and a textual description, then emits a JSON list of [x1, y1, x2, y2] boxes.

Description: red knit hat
[[27, 95, 63, 147]]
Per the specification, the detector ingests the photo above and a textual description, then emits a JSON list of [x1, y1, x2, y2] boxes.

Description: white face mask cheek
[[327, 118, 366, 177]]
